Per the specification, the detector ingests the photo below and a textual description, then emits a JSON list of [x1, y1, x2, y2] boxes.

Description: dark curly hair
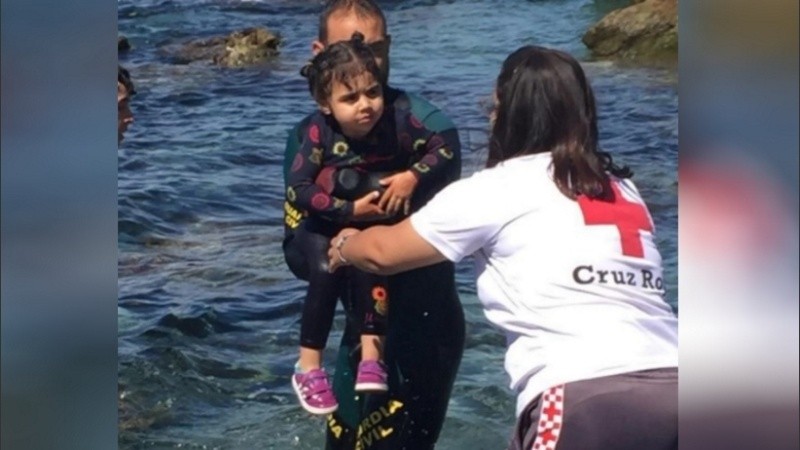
[[300, 31, 381, 105]]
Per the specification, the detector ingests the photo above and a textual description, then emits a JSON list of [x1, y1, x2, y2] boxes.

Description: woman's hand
[[328, 228, 360, 272], [378, 171, 419, 216]]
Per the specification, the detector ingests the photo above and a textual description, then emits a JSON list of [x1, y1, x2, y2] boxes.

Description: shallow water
[[118, 0, 677, 448]]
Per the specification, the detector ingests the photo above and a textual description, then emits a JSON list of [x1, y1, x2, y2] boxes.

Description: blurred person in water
[[328, 45, 679, 450], [118, 65, 135, 145]]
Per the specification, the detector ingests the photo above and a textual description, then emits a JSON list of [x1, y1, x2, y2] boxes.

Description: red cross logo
[[542, 401, 561, 421], [537, 429, 556, 446], [578, 181, 653, 258]]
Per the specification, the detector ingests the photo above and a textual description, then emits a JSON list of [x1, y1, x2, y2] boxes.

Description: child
[[286, 32, 455, 415]]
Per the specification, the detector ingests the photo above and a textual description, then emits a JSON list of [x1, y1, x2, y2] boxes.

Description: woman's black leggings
[[295, 224, 388, 350]]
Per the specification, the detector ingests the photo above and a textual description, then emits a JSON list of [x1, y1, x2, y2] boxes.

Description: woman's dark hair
[[300, 31, 381, 105], [488, 46, 631, 200]]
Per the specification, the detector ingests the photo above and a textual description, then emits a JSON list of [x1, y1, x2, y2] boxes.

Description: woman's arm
[[327, 218, 447, 275]]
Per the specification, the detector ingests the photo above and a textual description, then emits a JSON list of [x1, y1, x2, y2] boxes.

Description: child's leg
[[296, 226, 344, 371], [351, 270, 389, 362], [360, 334, 384, 362], [291, 225, 341, 414], [351, 270, 390, 392]]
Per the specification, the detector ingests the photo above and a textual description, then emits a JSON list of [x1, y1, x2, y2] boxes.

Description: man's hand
[[378, 171, 419, 216], [352, 191, 385, 219]]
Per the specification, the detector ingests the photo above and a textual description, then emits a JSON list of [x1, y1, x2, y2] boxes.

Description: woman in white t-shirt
[[326, 45, 678, 450]]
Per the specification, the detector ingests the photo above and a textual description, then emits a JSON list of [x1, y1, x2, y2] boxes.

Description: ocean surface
[[118, 0, 677, 448]]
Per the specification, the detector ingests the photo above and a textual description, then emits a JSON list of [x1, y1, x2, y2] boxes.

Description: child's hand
[[352, 191, 385, 219], [378, 171, 419, 216]]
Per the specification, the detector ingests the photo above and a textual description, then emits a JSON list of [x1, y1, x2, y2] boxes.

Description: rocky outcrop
[[582, 0, 677, 62], [161, 27, 282, 68]]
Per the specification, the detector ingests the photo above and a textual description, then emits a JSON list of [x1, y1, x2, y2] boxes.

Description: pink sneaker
[[355, 360, 388, 392], [292, 368, 338, 415]]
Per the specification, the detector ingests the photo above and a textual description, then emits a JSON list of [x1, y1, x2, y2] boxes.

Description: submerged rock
[[118, 384, 174, 432], [582, 0, 677, 62], [163, 27, 282, 68]]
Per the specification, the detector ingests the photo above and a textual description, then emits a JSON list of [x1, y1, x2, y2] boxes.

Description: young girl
[[286, 32, 455, 415]]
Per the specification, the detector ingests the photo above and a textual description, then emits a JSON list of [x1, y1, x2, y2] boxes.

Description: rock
[[582, 0, 677, 62], [215, 27, 283, 67], [162, 27, 282, 68], [119, 36, 131, 53]]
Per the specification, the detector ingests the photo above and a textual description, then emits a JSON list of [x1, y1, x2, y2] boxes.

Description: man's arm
[[283, 123, 302, 188], [283, 120, 307, 232], [404, 92, 462, 208]]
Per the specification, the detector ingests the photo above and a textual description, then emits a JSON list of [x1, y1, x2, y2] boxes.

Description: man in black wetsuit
[[281, 1, 465, 448]]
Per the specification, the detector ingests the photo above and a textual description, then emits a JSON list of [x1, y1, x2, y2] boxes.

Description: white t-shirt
[[411, 152, 678, 416]]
